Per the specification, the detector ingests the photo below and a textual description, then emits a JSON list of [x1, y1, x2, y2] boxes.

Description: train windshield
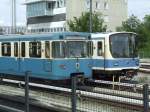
[[110, 33, 138, 58], [67, 41, 88, 58]]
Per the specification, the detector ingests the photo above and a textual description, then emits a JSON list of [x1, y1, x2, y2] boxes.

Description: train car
[[91, 32, 139, 80], [0, 32, 93, 81]]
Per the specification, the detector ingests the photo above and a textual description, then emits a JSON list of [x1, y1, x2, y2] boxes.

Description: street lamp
[[12, 0, 16, 34], [89, 0, 92, 33]]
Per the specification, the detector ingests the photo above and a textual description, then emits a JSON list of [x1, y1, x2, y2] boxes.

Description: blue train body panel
[[93, 58, 139, 70], [0, 58, 92, 80], [0, 32, 92, 80]]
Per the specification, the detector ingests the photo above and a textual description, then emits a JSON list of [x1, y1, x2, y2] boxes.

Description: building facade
[[25, 0, 128, 33], [0, 26, 26, 34]]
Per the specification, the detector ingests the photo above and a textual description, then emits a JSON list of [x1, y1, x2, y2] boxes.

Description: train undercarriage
[[92, 69, 138, 81]]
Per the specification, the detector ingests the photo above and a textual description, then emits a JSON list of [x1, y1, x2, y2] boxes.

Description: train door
[[13, 42, 20, 72], [15, 41, 26, 73], [19, 42, 26, 72], [44, 41, 52, 72], [93, 39, 105, 70]]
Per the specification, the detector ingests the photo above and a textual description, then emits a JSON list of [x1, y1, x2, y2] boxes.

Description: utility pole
[[89, 0, 92, 33], [12, 0, 16, 34]]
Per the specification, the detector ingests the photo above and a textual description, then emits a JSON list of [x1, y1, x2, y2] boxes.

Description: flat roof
[[24, 0, 56, 5]]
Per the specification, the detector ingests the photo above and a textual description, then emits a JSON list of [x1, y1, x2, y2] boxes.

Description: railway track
[[140, 62, 150, 73], [0, 78, 149, 112], [1, 78, 149, 97]]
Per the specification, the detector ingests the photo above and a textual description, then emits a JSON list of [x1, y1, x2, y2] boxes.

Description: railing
[[0, 72, 149, 112]]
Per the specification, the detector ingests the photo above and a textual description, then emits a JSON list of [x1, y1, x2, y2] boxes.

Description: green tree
[[116, 15, 141, 32], [143, 15, 150, 30], [67, 12, 107, 32], [141, 15, 150, 56], [116, 15, 148, 50]]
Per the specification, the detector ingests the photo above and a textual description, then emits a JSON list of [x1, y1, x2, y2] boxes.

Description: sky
[[0, 0, 150, 26], [128, 0, 150, 19], [0, 0, 26, 26]]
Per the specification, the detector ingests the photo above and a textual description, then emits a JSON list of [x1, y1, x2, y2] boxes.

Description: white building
[[25, 0, 128, 33]]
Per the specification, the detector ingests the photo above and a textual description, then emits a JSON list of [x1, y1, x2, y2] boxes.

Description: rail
[[140, 62, 150, 73]]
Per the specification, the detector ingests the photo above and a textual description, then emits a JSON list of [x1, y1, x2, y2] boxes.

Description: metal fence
[[71, 74, 150, 112], [0, 72, 149, 112]]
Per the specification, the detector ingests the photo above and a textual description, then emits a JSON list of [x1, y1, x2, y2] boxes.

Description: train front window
[[110, 33, 137, 58], [67, 41, 87, 58]]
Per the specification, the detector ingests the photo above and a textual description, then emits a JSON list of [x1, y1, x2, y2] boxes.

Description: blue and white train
[[0, 32, 139, 82], [91, 32, 139, 80], [0, 32, 93, 81]]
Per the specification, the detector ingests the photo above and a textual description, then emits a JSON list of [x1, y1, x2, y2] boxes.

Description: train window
[[14, 42, 18, 57], [45, 41, 50, 58], [2, 43, 11, 56], [21, 42, 25, 57], [87, 41, 93, 57], [29, 42, 41, 58], [97, 41, 103, 56], [67, 41, 87, 58], [52, 41, 65, 58]]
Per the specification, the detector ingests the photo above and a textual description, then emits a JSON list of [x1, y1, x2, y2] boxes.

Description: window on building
[[64, 28, 66, 31], [48, 3, 51, 9], [104, 2, 109, 10], [64, 0, 66, 7], [21, 42, 25, 57], [60, 0, 63, 7], [97, 41, 103, 56], [85, 0, 90, 9], [48, 2, 54, 9], [45, 41, 50, 58], [2, 43, 11, 56], [96, 1, 100, 9], [14, 42, 18, 57], [54, 28, 56, 32], [52, 41, 65, 58], [57, 28, 59, 32], [57, 1, 60, 8], [47, 28, 50, 32], [51, 28, 53, 32], [60, 27, 63, 32], [29, 42, 41, 58]]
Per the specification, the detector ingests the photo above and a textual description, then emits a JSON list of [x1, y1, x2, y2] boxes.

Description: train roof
[[0, 32, 90, 42], [91, 32, 137, 38]]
